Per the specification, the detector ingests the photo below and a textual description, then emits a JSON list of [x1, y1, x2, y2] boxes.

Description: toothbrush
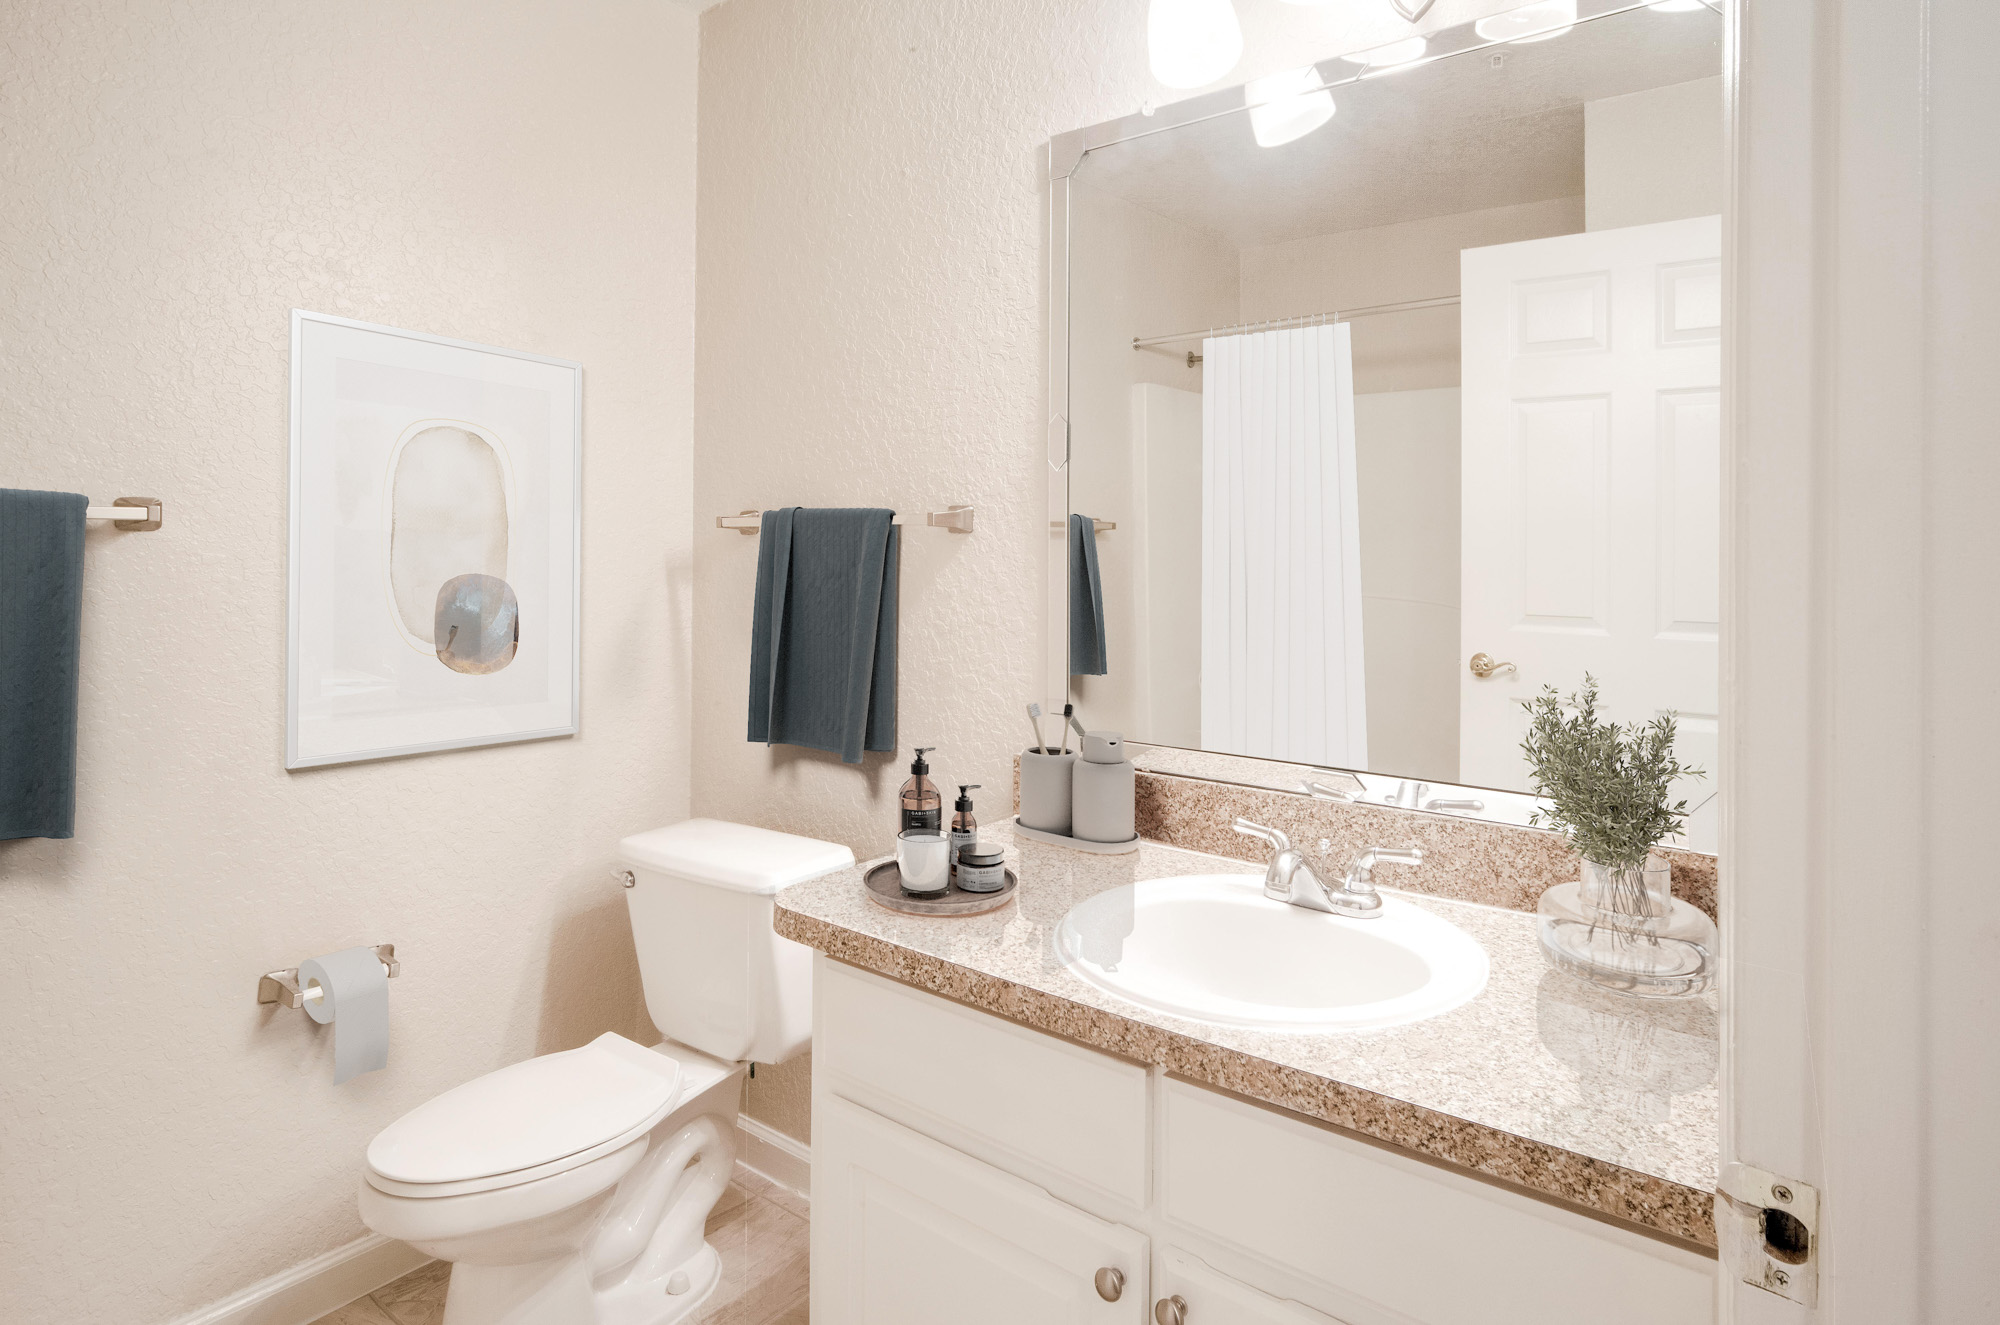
[[1058, 703, 1073, 755], [1026, 703, 1049, 755], [1064, 704, 1088, 750]]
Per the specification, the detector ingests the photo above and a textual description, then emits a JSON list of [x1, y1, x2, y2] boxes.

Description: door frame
[[1724, 0, 1997, 1317]]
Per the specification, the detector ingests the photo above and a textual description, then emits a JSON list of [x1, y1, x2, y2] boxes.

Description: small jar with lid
[[954, 844, 1008, 893]]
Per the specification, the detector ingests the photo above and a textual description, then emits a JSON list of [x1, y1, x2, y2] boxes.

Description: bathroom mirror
[[1048, 0, 1722, 849]]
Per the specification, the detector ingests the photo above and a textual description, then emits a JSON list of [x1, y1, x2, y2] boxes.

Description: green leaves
[[1519, 675, 1703, 871]]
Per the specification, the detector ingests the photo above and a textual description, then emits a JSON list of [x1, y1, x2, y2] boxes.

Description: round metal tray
[[863, 858, 1018, 917]]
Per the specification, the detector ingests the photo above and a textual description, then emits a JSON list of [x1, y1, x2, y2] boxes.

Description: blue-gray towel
[[1, 489, 87, 840], [1069, 513, 1107, 676], [747, 508, 899, 764]]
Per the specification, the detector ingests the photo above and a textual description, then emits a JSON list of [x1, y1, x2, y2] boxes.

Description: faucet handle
[[1232, 818, 1292, 854]]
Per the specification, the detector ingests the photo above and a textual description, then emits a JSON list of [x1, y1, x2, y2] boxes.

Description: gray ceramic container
[[1071, 731, 1135, 843], [1017, 749, 1077, 836]]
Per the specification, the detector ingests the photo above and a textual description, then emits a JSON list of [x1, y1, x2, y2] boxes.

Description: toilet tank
[[617, 819, 853, 1065]]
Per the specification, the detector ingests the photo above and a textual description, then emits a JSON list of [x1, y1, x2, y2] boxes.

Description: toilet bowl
[[357, 820, 852, 1325]]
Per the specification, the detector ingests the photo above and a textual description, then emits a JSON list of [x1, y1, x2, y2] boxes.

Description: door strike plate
[[1717, 1162, 1818, 1306]]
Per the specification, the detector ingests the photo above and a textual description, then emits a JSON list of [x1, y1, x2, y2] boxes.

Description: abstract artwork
[[287, 311, 579, 768]]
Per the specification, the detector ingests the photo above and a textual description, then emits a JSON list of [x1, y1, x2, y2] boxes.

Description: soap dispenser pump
[[900, 748, 941, 833], [950, 785, 981, 877]]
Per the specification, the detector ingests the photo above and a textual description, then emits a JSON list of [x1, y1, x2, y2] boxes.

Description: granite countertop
[[774, 823, 1719, 1248]]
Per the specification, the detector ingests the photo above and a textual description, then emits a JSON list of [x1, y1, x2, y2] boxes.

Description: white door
[[1459, 217, 1722, 807], [1154, 1247, 1349, 1324], [812, 1091, 1151, 1325]]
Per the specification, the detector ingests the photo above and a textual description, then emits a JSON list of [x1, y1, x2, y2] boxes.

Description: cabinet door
[[1156, 1247, 1350, 1324], [813, 1092, 1151, 1325]]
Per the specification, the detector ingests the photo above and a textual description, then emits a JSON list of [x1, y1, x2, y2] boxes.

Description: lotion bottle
[[949, 785, 981, 879]]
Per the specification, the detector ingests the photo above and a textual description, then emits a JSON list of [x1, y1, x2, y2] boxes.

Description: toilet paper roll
[[299, 947, 389, 1084]]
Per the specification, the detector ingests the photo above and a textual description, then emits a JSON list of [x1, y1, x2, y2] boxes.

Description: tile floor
[[312, 1168, 808, 1325]]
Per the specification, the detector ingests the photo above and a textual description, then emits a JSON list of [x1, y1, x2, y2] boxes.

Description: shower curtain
[[1200, 323, 1368, 767]]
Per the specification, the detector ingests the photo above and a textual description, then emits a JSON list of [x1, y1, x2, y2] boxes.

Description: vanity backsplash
[[1014, 759, 1718, 922]]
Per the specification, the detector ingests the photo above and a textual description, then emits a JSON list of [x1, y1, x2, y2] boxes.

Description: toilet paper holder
[[258, 945, 400, 1009]]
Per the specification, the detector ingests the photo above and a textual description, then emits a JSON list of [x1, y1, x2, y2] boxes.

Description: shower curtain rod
[[1131, 294, 1462, 351]]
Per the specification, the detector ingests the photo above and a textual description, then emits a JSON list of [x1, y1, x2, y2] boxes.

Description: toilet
[[356, 819, 853, 1325]]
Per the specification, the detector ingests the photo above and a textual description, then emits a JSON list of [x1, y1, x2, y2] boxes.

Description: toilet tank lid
[[617, 818, 855, 894]]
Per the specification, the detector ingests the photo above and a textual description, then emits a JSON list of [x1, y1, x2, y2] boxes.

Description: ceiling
[[1074, 5, 1723, 249]]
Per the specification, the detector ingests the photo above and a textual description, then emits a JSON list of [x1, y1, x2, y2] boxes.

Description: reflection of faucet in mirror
[[1303, 778, 1357, 802], [1424, 794, 1485, 814]]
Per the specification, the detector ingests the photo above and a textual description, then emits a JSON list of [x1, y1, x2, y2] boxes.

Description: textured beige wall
[[0, 3, 697, 1322], [692, 0, 1526, 1145], [1585, 77, 1724, 232]]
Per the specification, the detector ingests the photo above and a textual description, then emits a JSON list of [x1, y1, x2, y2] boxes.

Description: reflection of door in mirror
[[1460, 217, 1720, 843]]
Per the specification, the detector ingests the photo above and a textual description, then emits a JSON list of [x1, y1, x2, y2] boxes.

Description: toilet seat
[[366, 1032, 683, 1199]]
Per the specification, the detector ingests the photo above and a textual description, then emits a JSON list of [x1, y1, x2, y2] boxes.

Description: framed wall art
[[286, 310, 581, 769]]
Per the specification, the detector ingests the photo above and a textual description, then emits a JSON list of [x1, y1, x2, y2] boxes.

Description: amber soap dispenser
[[899, 747, 941, 833]]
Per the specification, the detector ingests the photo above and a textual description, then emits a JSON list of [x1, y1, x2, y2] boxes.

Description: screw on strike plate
[[1773, 1184, 1794, 1203], [1772, 1270, 1790, 1288]]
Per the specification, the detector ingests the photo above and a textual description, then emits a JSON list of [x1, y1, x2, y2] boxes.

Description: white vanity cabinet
[[814, 1092, 1150, 1323], [810, 957, 1716, 1325]]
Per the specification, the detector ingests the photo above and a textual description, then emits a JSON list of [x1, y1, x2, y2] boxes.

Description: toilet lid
[[367, 1033, 683, 1186]]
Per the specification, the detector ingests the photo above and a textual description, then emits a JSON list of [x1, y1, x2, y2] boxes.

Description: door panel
[[812, 1091, 1150, 1325], [1460, 216, 1723, 796]]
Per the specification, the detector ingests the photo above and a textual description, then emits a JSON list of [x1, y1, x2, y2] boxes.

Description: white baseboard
[[161, 1232, 430, 1325], [735, 1114, 811, 1200]]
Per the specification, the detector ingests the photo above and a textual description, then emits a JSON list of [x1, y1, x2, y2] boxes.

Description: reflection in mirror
[[1062, 2, 1721, 849]]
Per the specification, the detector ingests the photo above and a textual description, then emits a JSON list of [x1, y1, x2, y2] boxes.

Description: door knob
[[1094, 1267, 1124, 1302], [1468, 652, 1517, 679], [1155, 1295, 1188, 1325]]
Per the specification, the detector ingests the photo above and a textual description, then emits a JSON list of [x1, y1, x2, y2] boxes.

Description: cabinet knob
[[1094, 1267, 1125, 1302], [1155, 1295, 1188, 1325]]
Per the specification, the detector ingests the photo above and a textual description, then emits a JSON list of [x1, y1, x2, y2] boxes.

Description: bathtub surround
[[0, 489, 88, 840], [0, 4, 697, 1322]]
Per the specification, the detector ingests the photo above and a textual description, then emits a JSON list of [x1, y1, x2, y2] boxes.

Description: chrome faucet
[[1231, 819, 1425, 919]]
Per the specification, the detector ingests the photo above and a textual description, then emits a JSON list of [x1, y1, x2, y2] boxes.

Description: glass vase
[[1537, 853, 1717, 997]]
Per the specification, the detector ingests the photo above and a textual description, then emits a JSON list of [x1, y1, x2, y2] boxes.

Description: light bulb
[[1475, 0, 1578, 44], [1339, 36, 1429, 68], [1148, 0, 1244, 89], [1247, 66, 1336, 148]]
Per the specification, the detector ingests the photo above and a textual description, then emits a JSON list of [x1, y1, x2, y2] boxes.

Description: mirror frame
[[1040, 0, 1721, 830]]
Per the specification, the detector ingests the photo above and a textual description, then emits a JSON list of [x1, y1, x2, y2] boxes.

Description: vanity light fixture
[[1648, 0, 1709, 9], [1340, 35, 1429, 70], [1247, 66, 1337, 147], [1474, 0, 1578, 44], [1147, 0, 1244, 89]]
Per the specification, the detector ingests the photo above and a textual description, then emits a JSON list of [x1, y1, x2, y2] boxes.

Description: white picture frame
[[286, 310, 581, 769]]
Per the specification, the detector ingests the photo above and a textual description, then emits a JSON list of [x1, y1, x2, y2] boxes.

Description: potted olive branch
[[1520, 675, 1702, 928]]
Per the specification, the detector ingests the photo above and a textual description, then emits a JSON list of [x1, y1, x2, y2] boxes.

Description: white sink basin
[[1054, 874, 1489, 1032]]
